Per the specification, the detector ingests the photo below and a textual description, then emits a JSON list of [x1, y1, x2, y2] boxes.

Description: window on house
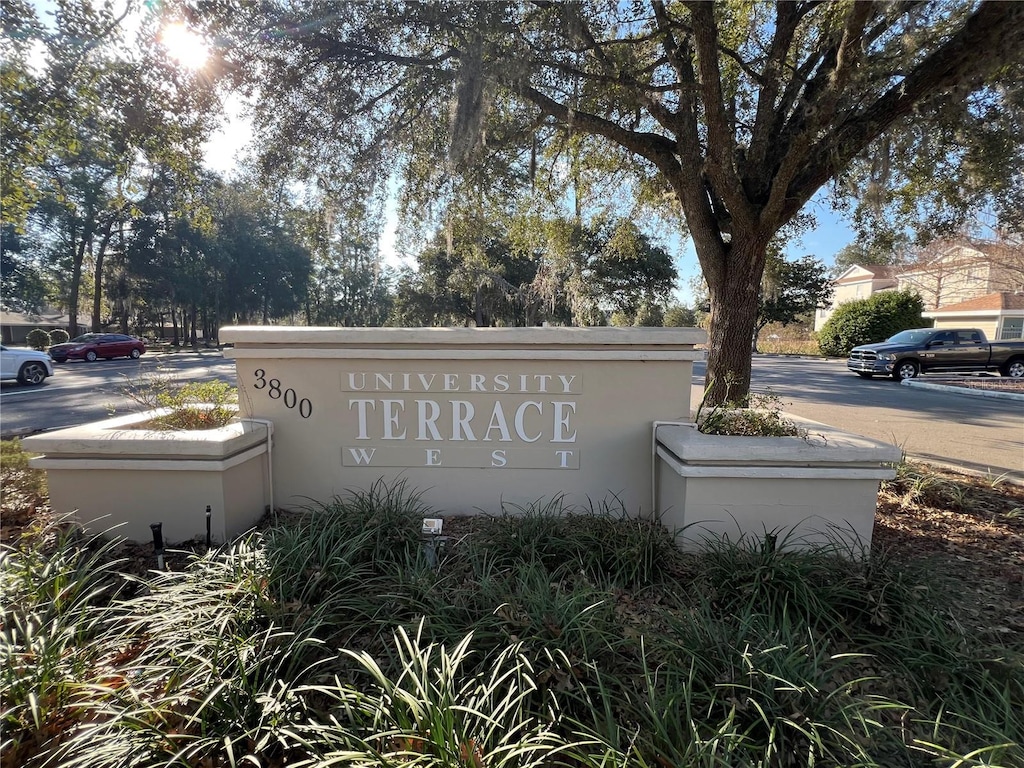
[[999, 318, 1024, 340]]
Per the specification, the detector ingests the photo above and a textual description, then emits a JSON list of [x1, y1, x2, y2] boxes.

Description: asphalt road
[[0, 351, 236, 437], [693, 357, 1024, 480], [2, 351, 1021, 479]]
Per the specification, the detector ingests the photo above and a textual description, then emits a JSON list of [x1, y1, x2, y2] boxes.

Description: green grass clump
[[3, 478, 1021, 768], [1, 438, 47, 499], [117, 375, 238, 430], [0, 517, 124, 765]]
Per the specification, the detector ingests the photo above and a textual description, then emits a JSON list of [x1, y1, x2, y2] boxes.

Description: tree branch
[[685, 1, 756, 232], [781, 0, 1024, 223]]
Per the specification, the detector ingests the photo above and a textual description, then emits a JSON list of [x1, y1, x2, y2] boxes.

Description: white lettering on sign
[[342, 446, 581, 470], [347, 447, 377, 465], [342, 370, 581, 470], [343, 372, 582, 394], [417, 399, 442, 441], [348, 398, 576, 446]]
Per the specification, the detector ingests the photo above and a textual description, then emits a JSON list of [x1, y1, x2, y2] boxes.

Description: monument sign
[[222, 327, 705, 515]]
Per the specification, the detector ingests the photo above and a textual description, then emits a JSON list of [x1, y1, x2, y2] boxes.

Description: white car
[[0, 345, 55, 385]]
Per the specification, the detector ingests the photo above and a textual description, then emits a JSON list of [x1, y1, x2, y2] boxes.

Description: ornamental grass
[[2, 442, 1022, 768]]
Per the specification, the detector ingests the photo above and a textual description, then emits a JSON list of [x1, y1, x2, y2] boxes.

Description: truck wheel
[[1002, 358, 1024, 379], [892, 360, 919, 381]]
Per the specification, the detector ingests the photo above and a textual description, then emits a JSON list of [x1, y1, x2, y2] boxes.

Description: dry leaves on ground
[[874, 463, 1024, 642]]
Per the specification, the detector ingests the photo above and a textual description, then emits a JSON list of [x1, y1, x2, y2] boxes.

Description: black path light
[[150, 522, 165, 571]]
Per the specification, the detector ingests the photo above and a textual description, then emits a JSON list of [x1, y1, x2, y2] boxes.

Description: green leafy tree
[[306, 238, 394, 327], [397, 227, 544, 328], [817, 291, 925, 357], [0, 0, 129, 227], [0, 225, 49, 311], [193, 1, 1023, 403], [755, 255, 833, 351], [589, 220, 677, 321], [633, 301, 665, 327], [3, 4, 218, 335], [663, 304, 697, 328]]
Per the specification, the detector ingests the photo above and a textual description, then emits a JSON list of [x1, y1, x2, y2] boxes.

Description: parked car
[[847, 327, 1024, 381], [49, 333, 147, 363], [0, 344, 55, 385]]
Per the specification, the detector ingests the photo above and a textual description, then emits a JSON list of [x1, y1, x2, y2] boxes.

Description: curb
[[904, 452, 1024, 486], [900, 378, 1024, 401]]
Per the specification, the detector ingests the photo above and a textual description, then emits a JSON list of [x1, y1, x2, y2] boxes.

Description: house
[[896, 239, 1022, 310], [1, 309, 70, 345], [923, 292, 1024, 340], [813, 265, 898, 331], [815, 237, 1024, 332]]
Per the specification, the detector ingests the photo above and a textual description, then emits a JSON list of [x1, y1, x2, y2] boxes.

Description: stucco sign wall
[[222, 327, 705, 515]]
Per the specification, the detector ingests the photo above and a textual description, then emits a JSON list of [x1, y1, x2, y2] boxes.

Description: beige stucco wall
[[657, 471, 883, 551], [655, 419, 900, 552], [223, 326, 705, 517], [928, 315, 999, 338], [25, 413, 271, 543], [42, 464, 265, 544]]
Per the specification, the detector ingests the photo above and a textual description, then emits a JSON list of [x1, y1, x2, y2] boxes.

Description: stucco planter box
[[24, 410, 273, 544], [654, 416, 901, 552]]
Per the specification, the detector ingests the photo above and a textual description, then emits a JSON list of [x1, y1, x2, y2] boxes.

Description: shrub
[[695, 388, 801, 437], [48, 328, 69, 344], [817, 290, 925, 357], [663, 304, 696, 327], [633, 301, 663, 327], [24, 328, 50, 350]]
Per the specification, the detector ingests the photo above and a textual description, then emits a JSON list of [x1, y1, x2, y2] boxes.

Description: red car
[[49, 333, 147, 363]]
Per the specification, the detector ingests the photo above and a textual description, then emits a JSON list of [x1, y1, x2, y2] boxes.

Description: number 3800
[[253, 369, 312, 418]]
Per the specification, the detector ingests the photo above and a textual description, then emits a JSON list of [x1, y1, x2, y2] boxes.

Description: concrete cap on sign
[[23, 408, 270, 460], [656, 415, 903, 467], [220, 325, 707, 348]]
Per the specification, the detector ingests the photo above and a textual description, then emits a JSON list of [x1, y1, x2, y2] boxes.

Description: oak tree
[[193, 0, 1024, 402]]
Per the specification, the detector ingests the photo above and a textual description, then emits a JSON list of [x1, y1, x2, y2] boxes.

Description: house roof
[[834, 264, 899, 284], [0, 309, 70, 327], [860, 264, 899, 278], [924, 292, 1024, 314]]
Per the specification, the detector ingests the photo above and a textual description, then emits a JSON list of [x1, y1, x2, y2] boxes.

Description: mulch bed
[[874, 465, 1024, 642]]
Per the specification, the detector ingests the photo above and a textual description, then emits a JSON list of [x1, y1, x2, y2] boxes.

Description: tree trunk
[[68, 231, 90, 339], [189, 305, 198, 347], [91, 224, 114, 332], [701, 237, 769, 406]]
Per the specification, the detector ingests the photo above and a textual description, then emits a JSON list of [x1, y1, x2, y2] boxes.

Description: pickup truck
[[847, 328, 1024, 381]]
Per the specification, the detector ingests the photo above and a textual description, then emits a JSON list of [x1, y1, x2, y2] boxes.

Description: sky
[[25, 0, 859, 309], [203, 116, 858, 307]]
